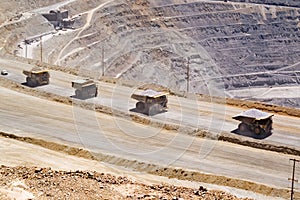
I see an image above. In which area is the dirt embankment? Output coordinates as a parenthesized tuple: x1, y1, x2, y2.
(0, 166, 252, 200)
(0, 131, 297, 199)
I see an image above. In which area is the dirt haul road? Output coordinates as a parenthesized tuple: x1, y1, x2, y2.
(1, 57, 300, 152)
(0, 84, 300, 198)
(0, 135, 283, 200)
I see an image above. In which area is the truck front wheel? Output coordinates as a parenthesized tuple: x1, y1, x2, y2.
(148, 104, 160, 116)
(136, 102, 145, 112)
(26, 77, 36, 87)
(254, 127, 262, 135)
(238, 123, 248, 132)
(75, 90, 81, 98)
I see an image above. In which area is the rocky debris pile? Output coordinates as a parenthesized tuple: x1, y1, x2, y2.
(0, 165, 252, 199)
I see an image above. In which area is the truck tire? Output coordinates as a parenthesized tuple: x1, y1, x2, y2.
(82, 90, 88, 99)
(265, 125, 271, 134)
(148, 104, 160, 116)
(238, 123, 248, 132)
(254, 127, 262, 135)
(94, 88, 98, 97)
(136, 102, 145, 112)
(75, 90, 81, 98)
(45, 78, 49, 85)
(27, 77, 35, 87)
(26, 77, 31, 86)
(37, 77, 42, 85)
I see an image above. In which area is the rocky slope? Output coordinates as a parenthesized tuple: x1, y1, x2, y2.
(0, 0, 300, 107)
(51, 0, 300, 91)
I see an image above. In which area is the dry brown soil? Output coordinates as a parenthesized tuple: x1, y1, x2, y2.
(0, 166, 251, 200)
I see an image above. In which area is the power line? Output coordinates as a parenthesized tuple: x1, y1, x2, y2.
(289, 158, 299, 200)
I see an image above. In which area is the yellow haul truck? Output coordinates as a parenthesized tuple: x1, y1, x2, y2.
(23, 68, 50, 87)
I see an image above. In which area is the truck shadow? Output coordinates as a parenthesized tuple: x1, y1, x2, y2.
(231, 129, 272, 140)
(21, 82, 37, 88)
(129, 108, 167, 116)
(70, 95, 92, 100)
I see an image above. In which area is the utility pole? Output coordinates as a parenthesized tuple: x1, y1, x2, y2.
(25, 42, 27, 58)
(289, 158, 299, 200)
(186, 57, 190, 93)
(40, 35, 43, 62)
(102, 45, 105, 76)
(24, 39, 28, 58)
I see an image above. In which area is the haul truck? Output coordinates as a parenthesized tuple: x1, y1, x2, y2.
(72, 79, 98, 99)
(131, 89, 168, 116)
(23, 68, 50, 87)
(233, 109, 273, 135)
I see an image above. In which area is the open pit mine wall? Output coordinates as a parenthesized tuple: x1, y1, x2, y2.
(1, 0, 300, 96)
(109, 0, 300, 91)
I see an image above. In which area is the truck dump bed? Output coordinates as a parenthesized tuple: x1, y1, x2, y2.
(23, 68, 50, 87)
(71, 79, 94, 89)
(23, 68, 49, 76)
(232, 109, 273, 121)
(131, 89, 169, 102)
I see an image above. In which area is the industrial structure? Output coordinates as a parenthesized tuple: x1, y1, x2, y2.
(42, 10, 74, 29)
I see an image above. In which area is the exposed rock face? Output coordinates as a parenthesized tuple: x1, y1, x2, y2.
(49, 0, 300, 94)
(1, 0, 300, 106)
